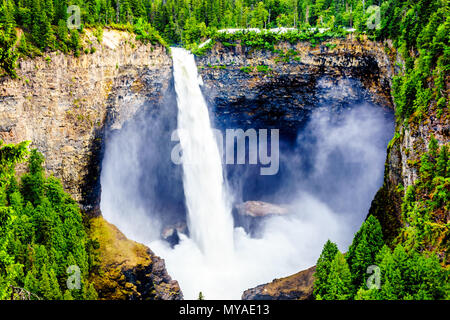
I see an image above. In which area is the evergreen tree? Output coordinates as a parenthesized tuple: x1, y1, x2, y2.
(313, 239, 338, 298)
(0, 142, 97, 300)
(375, 245, 449, 300)
(346, 215, 384, 293)
(322, 251, 352, 300)
(63, 289, 74, 300)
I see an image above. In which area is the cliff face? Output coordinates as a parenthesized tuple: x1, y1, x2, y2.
(0, 29, 172, 214)
(369, 105, 449, 245)
(0, 29, 181, 300)
(196, 36, 394, 135)
(242, 266, 315, 300)
(195, 37, 448, 248)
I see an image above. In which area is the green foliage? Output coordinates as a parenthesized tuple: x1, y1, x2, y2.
(5, 0, 445, 77)
(0, 27, 19, 78)
(133, 18, 168, 48)
(210, 28, 347, 52)
(400, 139, 449, 257)
(0, 142, 97, 300)
(256, 64, 272, 74)
(386, 1, 449, 122)
(321, 252, 352, 300)
(316, 216, 449, 300)
(357, 245, 449, 300)
(240, 66, 253, 73)
(313, 239, 338, 298)
(346, 215, 384, 293)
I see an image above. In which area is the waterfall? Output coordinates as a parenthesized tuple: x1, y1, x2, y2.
(101, 47, 393, 299)
(171, 47, 234, 262)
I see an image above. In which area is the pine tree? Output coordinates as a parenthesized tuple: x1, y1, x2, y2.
(322, 251, 352, 300)
(346, 215, 384, 293)
(0, 142, 97, 300)
(0, 35, 19, 78)
(20, 149, 45, 207)
(63, 289, 74, 300)
(85, 283, 98, 300)
(24, 269, 40, 298)
(2, 0, 17, 36)
(39, 265, 53, 299)
(48, 267, 63, 299)
(43, 0, 54, 24)
(313, 239, 339, 298)
(376, 244, 449, 300)
(57, 19, 68, 42)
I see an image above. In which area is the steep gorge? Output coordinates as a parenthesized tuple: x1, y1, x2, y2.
(1, 31, 445, 299)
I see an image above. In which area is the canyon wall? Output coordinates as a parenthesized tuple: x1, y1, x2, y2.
(196, 36, 394, 135)
(0, 29, 172, 214)
(369, 104, 449, 244)
(196, 36, 448, 245)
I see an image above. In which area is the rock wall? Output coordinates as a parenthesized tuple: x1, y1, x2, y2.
(369, 103, 449, 244)
(0, 29, 172, 214)
(242, 266, 315, 300)
(198, 37, 448, 297)
(89, 217, 182, 300)
(196, 36, 394, 135)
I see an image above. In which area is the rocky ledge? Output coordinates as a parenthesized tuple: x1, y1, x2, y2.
(242, 266, 315, 300)
(89, 216, 182, 300)
(236, 201, 288, 217)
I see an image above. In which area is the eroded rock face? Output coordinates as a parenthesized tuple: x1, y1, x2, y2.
(233, 38, 448, 297)
(236, 201, 288, 217)
(369, 111, 449, 245)
(196, 37, 394, 137)
(0, 30, 172, 214)
(89, 217, 183, 300)
(242, 266, 315, 300)
(3, 32, 446, 300)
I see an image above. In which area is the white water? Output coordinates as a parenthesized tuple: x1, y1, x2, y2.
(171, 47, 234, 262)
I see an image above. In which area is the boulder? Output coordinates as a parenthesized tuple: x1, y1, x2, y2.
(236, 201, 288, 217)
(242, 266, 315, 300)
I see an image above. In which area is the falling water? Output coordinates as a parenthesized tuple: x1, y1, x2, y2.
(171, 47, 234, 262)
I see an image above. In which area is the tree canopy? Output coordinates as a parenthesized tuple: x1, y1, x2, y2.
(0, 141, 98, 300)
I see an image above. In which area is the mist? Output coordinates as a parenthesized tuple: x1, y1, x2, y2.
(100, 78, 394, 299)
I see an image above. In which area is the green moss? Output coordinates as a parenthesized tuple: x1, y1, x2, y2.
(240, 66, 253, 73)
(88, 216, 154, 300)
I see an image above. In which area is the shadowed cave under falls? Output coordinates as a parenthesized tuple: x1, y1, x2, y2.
(100, 49, 395, 299)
